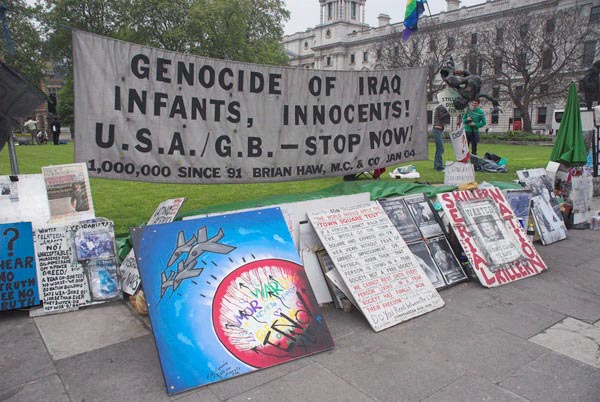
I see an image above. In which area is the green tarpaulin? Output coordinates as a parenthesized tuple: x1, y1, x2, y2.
(550, 83, 587, 167)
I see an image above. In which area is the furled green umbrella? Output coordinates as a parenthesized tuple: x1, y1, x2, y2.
(550, 83, 587, 166)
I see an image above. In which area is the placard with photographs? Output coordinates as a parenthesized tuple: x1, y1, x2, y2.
(378, 195, 467, 288)
(516, 168, 564, 222)
(439, 187, 548, 288)
(530, 195, 568, 245)
(426, 236, 467, 286)
(309, 202, 444, 332)
(378, 196, 422, 244)
(316, 249, 353, 310)
(458, 198, 523, 269)
(503, 190, 533, 227)
(119, 198, 186, 295)
(407, 241, 445, 288)
(42, 163, 95, 224)
(34, 219, 121, 312)
(403, 194, 444, 239)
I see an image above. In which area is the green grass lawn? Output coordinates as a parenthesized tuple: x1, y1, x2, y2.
(1, 141, 552, 235)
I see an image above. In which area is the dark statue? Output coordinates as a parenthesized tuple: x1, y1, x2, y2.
(440, 56, 501, 112)
(579, 60, 600, 110)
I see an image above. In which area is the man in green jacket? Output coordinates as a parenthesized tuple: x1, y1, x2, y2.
(462, 99, 486, 155)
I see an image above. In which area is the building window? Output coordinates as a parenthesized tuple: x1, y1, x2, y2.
(515, 85, 524, 101)
(326, 56, 332, 66)
(469, 54, 478, 74)
(514, 108, 522, 121)
(351, 2, 357, 19)
(520, 23, 528, 38)
(363, 51, 369, 62)
(540, 84, 549, 94)
(376, 48, 382, 60)
(429, 39, 436, 52)
(394, 45, 399, 56)
(350, 53, 355, 64)
(492, 87, 500, 99)
(304, 41, 309, 49)
(491, 110, 499, 124)
(471, 33, 477, 46)
(583, 41, 597, 65)
(328, 3, 333, 20)
(447, 37, 455, 50)
(494, 56, 503, 75)
(537, 107, 547, 124)
(326, 29, 331, 39)
(545, 18, 555, 33)
(518, 52, 527, 70)
(542, 48, 553, 70)
(427, 110, 433, 125)
(496, 28, 504, 43)
(590, 6, 600, 23)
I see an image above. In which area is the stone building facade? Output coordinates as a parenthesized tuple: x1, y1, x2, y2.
(283, 0, 600, 133)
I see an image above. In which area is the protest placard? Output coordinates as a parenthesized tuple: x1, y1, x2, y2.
(309, 202, 444, 332)
(444, 161, 475, 186)
(131, 207, 334, 394)
(0, 222, 40, 311)
(439, 187, 547, 288)
(42, 163, 95, 224)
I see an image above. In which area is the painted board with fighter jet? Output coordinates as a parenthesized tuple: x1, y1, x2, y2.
(160, 227, 235, 298)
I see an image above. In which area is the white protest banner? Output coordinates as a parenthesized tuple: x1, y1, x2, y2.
(73, 31, 427, 184)
(308, 202, 444, 332)
(444, 161, 475, 186)
(119, 198, 186, 295)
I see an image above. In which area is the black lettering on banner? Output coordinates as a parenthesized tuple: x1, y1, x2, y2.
(168, 132, 185, 155)
(128, 89, 147, 114)
(199, 65, 215, 88)
(156, 58, 171, 83)
(135, 128, 152, 152)
(177, 61, 194, 86)
(170, 96, 187, 118)
(215, 136, 231, 157)
(95, 123, 115, 148)
(131, 54, 150, 79)
(219, 68, 234, 90)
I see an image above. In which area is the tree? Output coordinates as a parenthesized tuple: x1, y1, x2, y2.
(116, 0, 194, 52)
(372, 20, 461, 101)
(41, 0, 290, 126)
(477, 7, 600, 132)
(186, 0, 290, 65)
(0, 0, 45, 86)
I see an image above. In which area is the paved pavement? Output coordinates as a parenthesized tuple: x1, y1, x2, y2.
(2, 228, 600, 401)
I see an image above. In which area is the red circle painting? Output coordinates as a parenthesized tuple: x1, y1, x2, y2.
(212, 259, 332, 368)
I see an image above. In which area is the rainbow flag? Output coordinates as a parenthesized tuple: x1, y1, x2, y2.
(402, 0, 427, 41)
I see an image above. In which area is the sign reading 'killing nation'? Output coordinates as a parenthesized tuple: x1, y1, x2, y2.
(73, 31, 427, 184)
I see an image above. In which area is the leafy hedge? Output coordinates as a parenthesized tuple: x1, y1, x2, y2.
(429, 131, 554, 142)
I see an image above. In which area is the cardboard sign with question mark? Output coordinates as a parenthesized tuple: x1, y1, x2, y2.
(0, 222, 40, 311)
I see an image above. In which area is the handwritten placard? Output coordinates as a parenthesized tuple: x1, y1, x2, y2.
(308, 202, 444, 332)
(1, 222, 40, 311)
(444, 161, 475, 186)
(34, 220, 120, 312)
